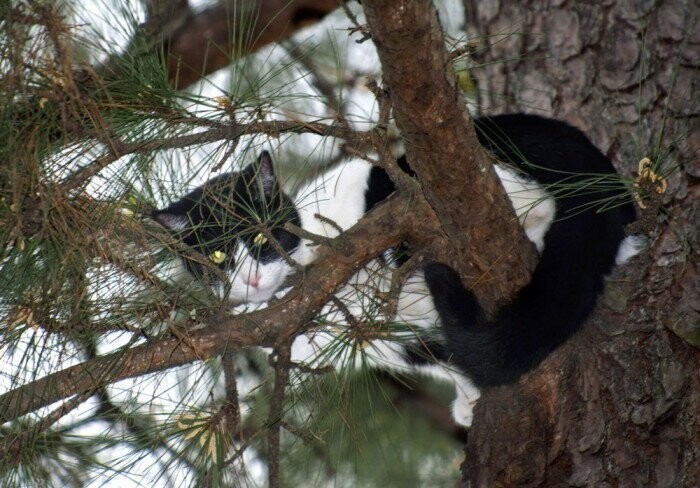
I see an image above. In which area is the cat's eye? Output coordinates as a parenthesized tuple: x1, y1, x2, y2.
(208, 250, 226, 264)
(253, 232, 268, 246)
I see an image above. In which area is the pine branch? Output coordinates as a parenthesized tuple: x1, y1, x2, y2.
(221, 352, 242, 440)
(0, 391, 92, 459)
(60, 120, 373, 192)
(0, 192, 444, 424)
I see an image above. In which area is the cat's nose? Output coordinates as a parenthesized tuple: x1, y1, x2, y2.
(243, 272, 261, 288)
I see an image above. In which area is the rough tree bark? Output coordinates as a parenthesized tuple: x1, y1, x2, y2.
(361, 0, 538, 314)
(458, 0, 699, 485)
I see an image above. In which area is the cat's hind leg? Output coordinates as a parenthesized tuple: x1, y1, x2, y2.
(452, 375, 481, 427)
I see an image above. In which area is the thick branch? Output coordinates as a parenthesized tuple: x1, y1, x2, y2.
(164, 0, 340, 88)
(361, 0, 538, 313)
(0, 193, 443, 423)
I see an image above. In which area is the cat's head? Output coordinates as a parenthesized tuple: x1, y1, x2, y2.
(153, 151, 301, 303)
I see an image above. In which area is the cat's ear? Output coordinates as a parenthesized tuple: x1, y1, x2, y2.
(257, 150, 276, 198)
(152, 210, 189, 231)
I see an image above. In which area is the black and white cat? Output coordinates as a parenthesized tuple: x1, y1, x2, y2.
(153, 114, 641, 426)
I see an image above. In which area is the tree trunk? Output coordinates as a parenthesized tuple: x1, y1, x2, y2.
(459, 0, 699, 485)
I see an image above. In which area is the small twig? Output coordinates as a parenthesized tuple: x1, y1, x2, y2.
(329, 296, 391, 349)
(165, 301, 208, 360)
(211, 136, 240, 173)
(339, 0, 372, 43)
(258, 226, 303, 272)
(284, 41, 351, 131)
(280, 420, 336, 477)
(283, 222, 332, 246)
(279, 419, 315, 444)
(329, 296, 359, 328)
(313, 213, 345, 236)
(222, 422, 268, 467)
(339, 0, 362, 27)
(266, 342, 292, 488)
(362, 78, 420, 195)
(341, 144, 380, 166)
(378, 251, 423, 319)
(365, 77, 391, 129)
(448, 40, 480, 61)
(349, 78, 419, 195)
(0, 391, 92, 459)
(289, 361, 334, 375)
(221, 353, 242, 437)
(343, 143, 416, 195)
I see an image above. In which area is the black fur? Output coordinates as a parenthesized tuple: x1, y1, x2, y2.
(364, 157, 415, 266)
(403, 340, 449, 366)
(424, 113, 636, 388)
(364, 166, 396, 213)
(364, 156, 415, 213)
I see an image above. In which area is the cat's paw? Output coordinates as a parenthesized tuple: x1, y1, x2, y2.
(452, 399, 475, 427)
(452, 377, 481, 427)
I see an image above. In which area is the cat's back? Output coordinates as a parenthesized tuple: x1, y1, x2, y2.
(474, 113, 616, 181)
(294, 159, 373, 239)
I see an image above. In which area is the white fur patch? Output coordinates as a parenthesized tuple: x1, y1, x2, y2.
(292, 161, 373, 265)
(215, 241, 295, 303)
(451, 375, 481, 427)
(615, 235, 645, 265)
(494, 164, 555, 253)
